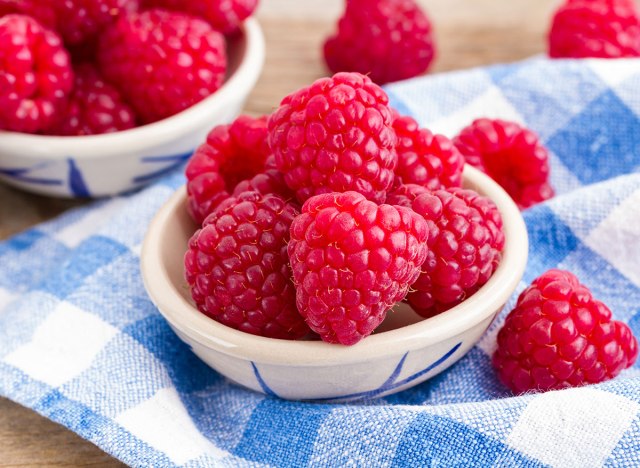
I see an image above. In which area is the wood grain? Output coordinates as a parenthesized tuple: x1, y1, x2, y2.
(0, 0, 554, 465)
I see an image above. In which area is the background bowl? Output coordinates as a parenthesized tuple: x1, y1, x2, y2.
(141, 166, 528, 401)
(0, 18, 265, 198)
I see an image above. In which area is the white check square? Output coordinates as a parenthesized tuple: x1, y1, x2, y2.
(585, 188, 640, 287)
(3, 302, 117, 387)
(116, 387, 226, 465)
(507, 387, 638, 467)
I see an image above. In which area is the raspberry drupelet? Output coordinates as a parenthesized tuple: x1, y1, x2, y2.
(98, 8, 227, 124)
(185, 191, 310, 340)
(268, 72, 398, 205)
(288, 191, 429, 345)
(185, 115, 271, 225)
(232, 155, 295, 202)
(454, 118, 554, 210)
(0, 14, 73, 133)
(324, 0, 435, 85)
(385, 183, 431, 207)
(493, 269, 638, 394)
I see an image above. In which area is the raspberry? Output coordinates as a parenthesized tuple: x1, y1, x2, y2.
(59, 0, 140, 46)
(288, 191, 429, 345)
(47, 64, 136, 136)
(186, 115, 270, 224)
(268, 72, 398, 205)
(0, 1, 57, 30)
(232, 156, 295, 202)
(393, 115, 464, 190)
(0, 0, 140, 45)
(549, 0, 640, 58)
(453, 119, 554, 210)
(493, 269, 638, 394)
(142, 0, 258, 33)
(0, 15, 73, 133)
(402, 188, 505, 318)
(98, 9, 227, 124)
(184, 191, 310, 340)
(324, 0, 435, 85)
(385, 183, 431, 207)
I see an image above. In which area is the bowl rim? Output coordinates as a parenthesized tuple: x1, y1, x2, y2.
(0, 18, 265, 157)
(141, 165, 529, 366)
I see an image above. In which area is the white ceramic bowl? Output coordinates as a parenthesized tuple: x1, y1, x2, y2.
(0, 19, 265, 198)
(141, 166, 528, 401)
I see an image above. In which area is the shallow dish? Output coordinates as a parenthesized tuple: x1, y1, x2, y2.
(0, 19, 265, 198)
(141, 166, 528, 401)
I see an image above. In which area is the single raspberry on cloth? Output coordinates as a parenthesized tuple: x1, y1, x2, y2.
(268, 72, 398, 205)
(493, 269, 638, 394)
(0, 14, 73, 133)
(0, 0, 139, 45)
(288, 191, 429, 345)
(454, 118, 553, 210)
(142, 0, 258, 33)
(399, 188, 505, 318)
(185, 191, 310, 340)
(185, 115, 271, 224)
(393, 115, 464, 190)
(98, 8, 227, 123)
(549, 0, 640, 58)
(47, 64, 136, 136)
(324, 0, 435, 85)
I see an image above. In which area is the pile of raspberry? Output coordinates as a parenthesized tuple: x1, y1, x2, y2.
(0, 0, 257, 135)
(184, 71, 516, 346)
(183, 71, 638, 393)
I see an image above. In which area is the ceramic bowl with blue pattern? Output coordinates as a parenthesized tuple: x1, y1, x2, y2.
(141, 166, 528, 401)
(0, 19, 265, 198)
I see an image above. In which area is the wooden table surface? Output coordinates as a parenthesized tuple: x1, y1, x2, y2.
(0, 0, 555, 465)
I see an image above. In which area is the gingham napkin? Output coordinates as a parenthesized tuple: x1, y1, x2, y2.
(2, 57, 640, 467)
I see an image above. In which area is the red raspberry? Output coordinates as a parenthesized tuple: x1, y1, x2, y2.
(288, 191, 429, 345)
(493, 269, 638, 394)
(184, 191, 310, 340)
(61, 0, 140, 46)
(186, 115, 270, 224)
(549, 0, 640, 58)
(0, 0, 139, 45)
(142, 0, 258, 33)
(324, 0, 435, 85)
(268, 72, 398, 205)
(98, 9, 227, 124)
(403, 188, 505, 318)
(453, 119, 554, 210)
(47, 64, 136, 136)
(385, 183, 431, 207)
(0, 1, 57, 29)
(393, 115, 464, 190)
(0, 15, 73, 133)
(232, 155, 295, 202)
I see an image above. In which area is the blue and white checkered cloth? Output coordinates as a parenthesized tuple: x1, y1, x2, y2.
(2, 56, 640, 467)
